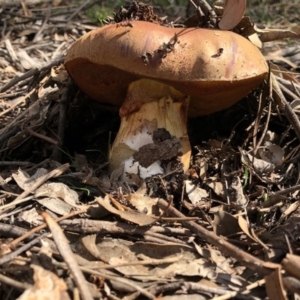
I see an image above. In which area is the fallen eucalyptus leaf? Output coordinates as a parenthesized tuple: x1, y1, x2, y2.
(35, 182, 79, 207)
(12, 168, 48, 190)
(97, 197, 155, 226)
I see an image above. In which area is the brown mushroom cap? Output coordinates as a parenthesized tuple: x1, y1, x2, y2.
(65, 21, 268, 116)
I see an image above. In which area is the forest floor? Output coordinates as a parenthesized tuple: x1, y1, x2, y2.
(0, 1, 300, 299)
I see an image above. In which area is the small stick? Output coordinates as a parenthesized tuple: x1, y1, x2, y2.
(157, 198, 276, 276)
(8, 208, 88, 249)
(25, 127, 58, 145)
(0, 57, 63, 93)
(0, 272, 32, 290)
(41, 212, 94, 300)
(271, 72, 300, 142)
(52, 79, 72, 162)
(0, 232, 48, 265)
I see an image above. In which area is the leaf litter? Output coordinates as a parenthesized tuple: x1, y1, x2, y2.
(0, 0, 300, 299)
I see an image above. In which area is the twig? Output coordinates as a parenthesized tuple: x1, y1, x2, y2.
(53, 79, 74, 162)
(211, 278, 266, 300)
(0, 273, 32, 290)
(67, 0, 90, 22)
(0, 222, 34, 240)
(149, 281, 184, 295)
(0, 57, 64, 93)
(79, 266, 156, 299)
(60, 219, 192, 237)
(25, 127, 59, 145)
(271, 72, 300, 141)
(0, 195, 34, 212)
(8, 208, 88, 249)
(157, 198, 276, 276)
(254, 98, 272, 155)
(0, 232, 48, 265)
(273, 184, 300, 196)
(184, 281, 231, 295)
(4, 38, 24, 72)
(0, 161, 32, 166)
(276, 76, 300, 97)
(41, 212, 94, 300)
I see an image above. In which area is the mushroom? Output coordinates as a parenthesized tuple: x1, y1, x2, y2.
(65, 20, 268, 180)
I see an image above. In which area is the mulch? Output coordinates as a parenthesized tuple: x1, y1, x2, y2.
(1, 1, 300, 299)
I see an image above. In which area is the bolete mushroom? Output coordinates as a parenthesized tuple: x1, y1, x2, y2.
(65, 20, 268, 180)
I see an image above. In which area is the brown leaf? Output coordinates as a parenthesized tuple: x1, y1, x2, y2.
(218, 0, 247, 30)
(264, 263, 287, 300)
(211, 206, 239, 236)
(18, 265, 70, 300)
(254, 25, 299, 43)
(97, 197, 155, 226)
(282, 254, 300, 280)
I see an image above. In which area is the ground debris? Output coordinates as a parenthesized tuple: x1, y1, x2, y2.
(0, 1, 300, 300)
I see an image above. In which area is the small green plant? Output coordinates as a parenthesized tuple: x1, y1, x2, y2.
(86, 4, 113, 23)
(85, 0, 125, 24)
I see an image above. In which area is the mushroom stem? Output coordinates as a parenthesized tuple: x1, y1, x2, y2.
(109, 79, 191, 181)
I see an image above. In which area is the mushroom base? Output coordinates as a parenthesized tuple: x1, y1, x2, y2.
(109, 96, 191, 181)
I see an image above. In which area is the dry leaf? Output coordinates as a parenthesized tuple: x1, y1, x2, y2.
(241, 151, 274, 174)
(264, 263, 287, 300)
(17, 265, 70, 300)
(97, 197, 155, 226)
(282, 254, 300, 280)
(205, 176, 224, 196)
(255, 26, 299, 43)
(218, 0, 247, 30)
(12, 168, 48, 190)
(128, 186, 160, 215)
(258, 143, 284, 166)
(238, 215, 258, 243)
(18, 207, 44, 226)
(211, 206, 239, 236)
(185, 180, 208, 205)
(35, 182, 79, 207)
(231, 177, 247, 208)
(37, 198, 74, 215)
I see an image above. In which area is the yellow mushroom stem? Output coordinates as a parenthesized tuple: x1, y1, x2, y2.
(109, 79, 191, 181)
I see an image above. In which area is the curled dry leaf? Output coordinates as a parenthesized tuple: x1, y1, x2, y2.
(231, 177, 247, 208)
(264, 262, 287, 300)
(17, 48, 39, 69)
(185, 180, 208, 205)
(211, 206, 239, 236)
(254, 25, 299, 43)
(128, 186, 160, 216)
(97, 197, 155, 226)
(241, 151, 274, 175)
(282, 254, 300, 280)
(218, 0, 247, 30)
(238, 215, 258, 243)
